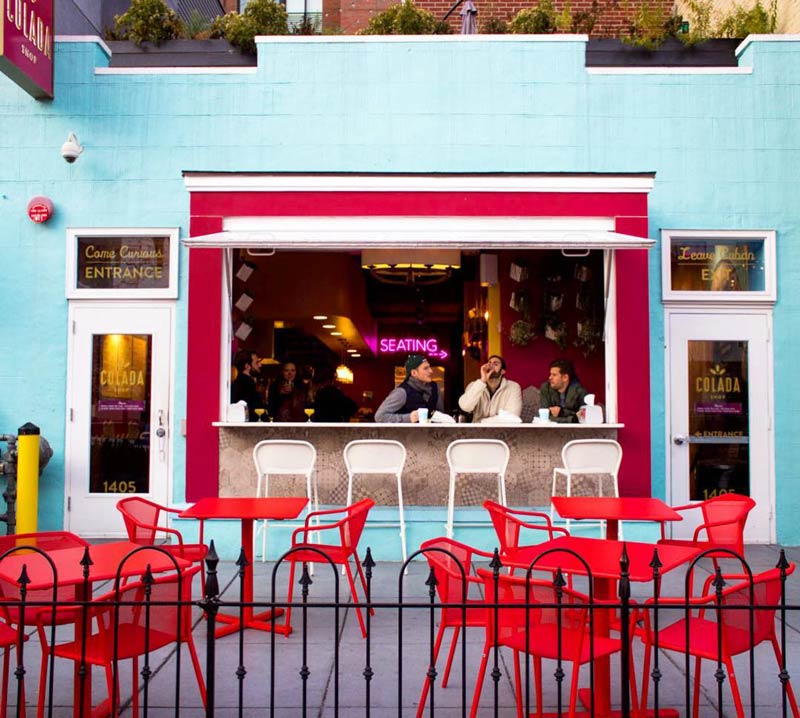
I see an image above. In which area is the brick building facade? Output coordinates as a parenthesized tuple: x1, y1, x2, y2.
(326, 0, 675, 35)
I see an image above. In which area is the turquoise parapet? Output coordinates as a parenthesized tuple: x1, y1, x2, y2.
(1, 35, 798, 541)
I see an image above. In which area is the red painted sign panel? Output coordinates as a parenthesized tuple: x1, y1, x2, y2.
(0, 0, 54, 99)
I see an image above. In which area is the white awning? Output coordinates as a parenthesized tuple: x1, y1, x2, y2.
(182, 216, 655, 250)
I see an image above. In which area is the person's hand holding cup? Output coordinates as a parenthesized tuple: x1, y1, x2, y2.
(417, 408, 429, 424)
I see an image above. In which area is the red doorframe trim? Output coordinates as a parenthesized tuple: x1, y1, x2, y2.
(185, 188, 651, 502)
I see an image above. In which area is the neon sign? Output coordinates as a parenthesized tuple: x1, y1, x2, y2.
(379, 337, 448, 360)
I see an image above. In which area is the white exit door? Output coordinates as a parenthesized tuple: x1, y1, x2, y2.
(65, 303, 173, 536)
(667, 311, 773, 543)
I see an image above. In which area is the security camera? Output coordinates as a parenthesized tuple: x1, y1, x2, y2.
(61, 132, 83, 163)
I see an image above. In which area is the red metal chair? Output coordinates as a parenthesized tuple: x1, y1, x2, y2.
(0, 531, 89, 626)
(117, 497, 208, 591)
(416, 537, 493, 718)
(639, 563, 799, 718)
(0, 607, 23, 718)
(483, 500, 569, 570)
(658, 493, 755, 555)
(35, 564, 206, 718)
(283, 498, 374, 637)
(474, 568, 639, 718)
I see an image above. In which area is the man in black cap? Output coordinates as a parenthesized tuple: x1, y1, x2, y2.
(375, 355, 443, 423)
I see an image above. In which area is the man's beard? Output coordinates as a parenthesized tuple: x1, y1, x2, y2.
(489, 370, 502, 380)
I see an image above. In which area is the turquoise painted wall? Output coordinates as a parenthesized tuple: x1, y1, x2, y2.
(0, 35, 798, 548)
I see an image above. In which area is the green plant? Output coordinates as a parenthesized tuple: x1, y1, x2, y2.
(509, 0, 559, 34)
(113, 0, 183, 45)
(677, 0, 713, 45)
(358, 0, 452, 34)
(183, 9, 212, 39)
(620, 1, 678, 50)
(291, 14, 321, 34)
(717, 0, 777, 37)
(481, 16, 509, 33)
(210, 0, 288, 53)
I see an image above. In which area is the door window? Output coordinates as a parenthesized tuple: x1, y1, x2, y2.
(687, 339, 749, 500)
(90, 334, 152, 494)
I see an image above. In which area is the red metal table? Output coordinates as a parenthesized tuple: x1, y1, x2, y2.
(179, 496, 309, 637)
(0, 540, 189, 718)
(511, 535, 700, 718)
(551, 496, 683, 541)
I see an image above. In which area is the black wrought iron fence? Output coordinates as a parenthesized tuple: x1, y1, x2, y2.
(0, 542, 796, 718)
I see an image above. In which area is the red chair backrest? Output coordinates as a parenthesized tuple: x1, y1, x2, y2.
(700, 494, 755, 553)
(0, 532, 90, 625)
(483, 501, 520, 554)
(0, 531, 88, 554)
(718, 562, 795, 656)
(340, 499, 375, 553)
(117, 497, 163, 545)
(420, 537, 482, 604)
(478, 569, 588, 660)
(95, 565, 200, 659)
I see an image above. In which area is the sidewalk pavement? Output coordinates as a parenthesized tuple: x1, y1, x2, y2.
(11, 543, 800, 717)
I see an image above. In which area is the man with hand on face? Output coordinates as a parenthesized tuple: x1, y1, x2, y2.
(539, 358, 588, 423)
(458, 355, 522, 423)
(375, 355, 444, 423)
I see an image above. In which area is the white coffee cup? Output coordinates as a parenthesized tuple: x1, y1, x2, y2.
(417, 408, 429, 424)
(538, 408, 550, 422)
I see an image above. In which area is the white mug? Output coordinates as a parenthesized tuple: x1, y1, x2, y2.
(538, 408, 550, 422)
(417, 408, 429, 424)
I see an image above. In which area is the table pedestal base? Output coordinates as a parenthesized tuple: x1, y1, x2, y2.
(522, 688, 680, 718)
(214, 608, 292, 638)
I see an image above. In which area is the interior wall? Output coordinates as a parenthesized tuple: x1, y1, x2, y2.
(498, 250, 607, 403)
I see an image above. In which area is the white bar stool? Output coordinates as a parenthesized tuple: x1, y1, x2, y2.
(551, 439, 622, 538)
(344, 439, 408, 563)
(252, 439, 318, 562)
(445, 439, 510, 539)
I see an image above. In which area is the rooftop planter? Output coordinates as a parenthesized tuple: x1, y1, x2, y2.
(586, 37, 740, 67)
(106, 39, 255, 67)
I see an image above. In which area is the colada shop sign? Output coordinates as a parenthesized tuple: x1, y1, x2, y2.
(0, 0, 53, 99)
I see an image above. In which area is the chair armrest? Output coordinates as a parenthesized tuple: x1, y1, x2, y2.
(507, 508, 556, 523)
(514, 519, 569, 538)
(692, 518, 742, 544)
(670, 503, 700, 514)
(291, 518, 346, 544)
(132, 521, 186, 549)
(700, 572, 750, 596)
(302, 506, 347, 525)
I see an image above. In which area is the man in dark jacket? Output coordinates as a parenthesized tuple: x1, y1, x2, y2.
(375, 355, 443, 423)
(539, 358, 588, 423)
(230, 349, 265, 420)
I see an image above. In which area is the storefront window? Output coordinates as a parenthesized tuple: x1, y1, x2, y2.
(223, 248, 609, 423)
(661, 230, 776, 303)
(89, 334, 152, 494)
(687, 339, 750, 500)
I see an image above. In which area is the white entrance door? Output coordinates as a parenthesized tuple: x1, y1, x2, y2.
(667, 311, 773, 543)
(65, 303, 173, 536)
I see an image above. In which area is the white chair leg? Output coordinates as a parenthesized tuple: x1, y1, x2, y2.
(446, 470, 457, 539)
(305, 473, 316, 576)
(550, 469, 560, 527)
(397, 471, 408, 573)
(565, 471, 572, 534)
(343, 472, 356, 576)
(498, 473, 507, 506)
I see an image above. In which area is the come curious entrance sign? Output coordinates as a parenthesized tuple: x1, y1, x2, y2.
(0, 0, 54, 99)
